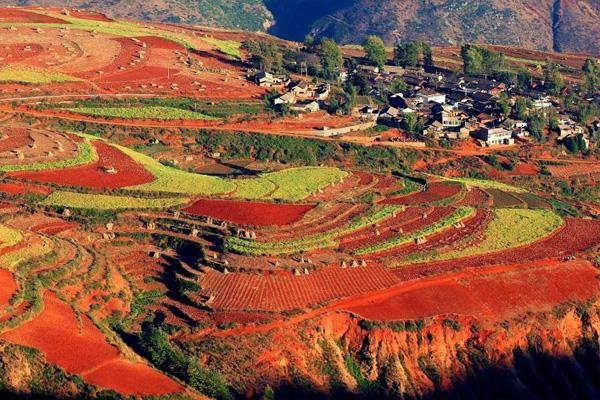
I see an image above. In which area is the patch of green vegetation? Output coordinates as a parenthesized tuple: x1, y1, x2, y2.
(138, 323, 233, 400)
(201, 36, 241, 58)
(0, 69, 78, 84)
(66, 106, 218, 121)
(226, 205, 402, 255)
(353, 207, 475, 256)
(0, 141, 96, 172)
(403, 209, 563, 264)
(445, 177, 527, 193)
(41, 191, 189, 210)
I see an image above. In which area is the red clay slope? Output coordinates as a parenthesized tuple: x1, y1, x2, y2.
(1, 291, 183, 395)
(184, 199, 315, 226)
(347, 259, 600, 322)
(10, 142, 155, 189)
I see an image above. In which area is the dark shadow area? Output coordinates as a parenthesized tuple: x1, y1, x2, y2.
(267, 337, 600, 400)
(265, 0, 360, 41)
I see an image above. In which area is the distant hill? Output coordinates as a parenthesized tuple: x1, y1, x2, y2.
(2, 0, 598, 54)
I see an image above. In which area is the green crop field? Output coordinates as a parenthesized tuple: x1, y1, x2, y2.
(0, 225, 24, 250)
(0, 142, 97, 172)
(260, 167, 349, 201)
(230, 178, 277, 199)
(41, 191, 189, 210)
(400, 208, 563, 264)
(353, 207, 475, 256)
(66, 106, 218, 121)
(227, 205, 403, 255)
(0, 69, 77, 84)
(201, 36, 241, 58)
(445, 177, 527, 193)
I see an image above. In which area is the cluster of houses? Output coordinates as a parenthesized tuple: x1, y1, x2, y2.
(251, 65, 593, 149)
(254, 72, 331, 113)
(356, 66, 591, 148)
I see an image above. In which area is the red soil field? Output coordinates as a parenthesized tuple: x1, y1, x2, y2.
(82, 359, 182, 395)
(184, 199, 314, 226)
(258, 203, 369, 242)
(10, 141, 155, 189)
(393, 217, 600, 281)
(98, 66, 175, 83)
(31, 220, 80, 235)
(338, 206, 432, 252)
(381, 182, 463, 205)
(0, 182, 51, 195)
(457, 187, 492, 207)
(200, 264, 399, 311)
(0, 269, 16, 306)
(137, 36, 185, 51)
(347, 260, 599, 322)
(1, 291, 183, 395)
(69, 10, 113, 22)
(355, 207, 456, 256)
(0, 9, 69, 23)
(378, 209, 493, 259)
(0, 43, 43, 63)
(0, 128, 33, 152)
(548, 163, 600, 178)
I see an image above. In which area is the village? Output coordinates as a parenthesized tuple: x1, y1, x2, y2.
(251, 40, 598, 152)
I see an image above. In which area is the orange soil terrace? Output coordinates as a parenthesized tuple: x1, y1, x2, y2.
(0, 290, 184, 395)
(184, 199, 315, 226)
(10, 141, 155, 189)
(0, 8, 69, 24)
(346, 259, 600, 322)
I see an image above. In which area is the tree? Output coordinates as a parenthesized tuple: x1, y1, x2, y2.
(328, 85, 356, 115)
(390, 78, 408, 94)
(461, 44, 483, 76)
(583, 58, 599, 96)
(242, 40, 283, 73)
(461, 44, 504, 77)
(363, 35, 387, 68)
(421, 43, 434, 68)
(402, 112, 418, 133)
(394, 42, 418, 67)
(543, 60, 564, 96)
(515, 97, 528, 120)
(497, 93, 511, 118)
(320, 38, 343, 80)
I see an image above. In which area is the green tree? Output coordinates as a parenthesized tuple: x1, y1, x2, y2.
(543, 60, 564, 95)
(390, 78, 408, 93)
(515, 97, 529, 120)
(497, 93, 511, 118)
(363, 35, 387, 68)
(583, 58, 600, 96)
(461, 44, 484, 76)
(328, 85, 356, 115)
(402, 112, 419, 133)
(421, 43, 434, 67)
(242, 40, 283, 73)
(394, 42, 418, 67)
(320, 38, 344, 80)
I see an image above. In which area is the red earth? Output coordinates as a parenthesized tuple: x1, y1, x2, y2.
(0, 269, 16, 306)
(393, 217, 600, 281)
(0, 9, 69, 23)
(1, 291, 183, 395)
(0, 182, 51, 195)
(346, 260, 599, 322)
(10, 141, 155, 189)
(381, 182, 463, 205)
(184, 199, 315, 226)
(68, 10, 113, 22)
(137, 36, 185, 51)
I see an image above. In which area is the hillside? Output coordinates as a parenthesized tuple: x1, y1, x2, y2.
(0, 0, 598, 53)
